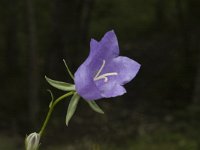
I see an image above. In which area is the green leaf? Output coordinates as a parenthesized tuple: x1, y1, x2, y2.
(87, 101, 104, 114)
(66, 92, 80, 126)
(45, 76, 75, 91)
(47, 89, 54, 108)
(63, 59, 74, 80)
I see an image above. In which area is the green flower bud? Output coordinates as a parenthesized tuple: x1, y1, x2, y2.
(25, 132, 40, 150)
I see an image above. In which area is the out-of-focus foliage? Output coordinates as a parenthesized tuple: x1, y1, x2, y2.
(0, 0, 200, 149)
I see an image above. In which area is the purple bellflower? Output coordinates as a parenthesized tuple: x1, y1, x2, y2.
(74, 30, 140, 100)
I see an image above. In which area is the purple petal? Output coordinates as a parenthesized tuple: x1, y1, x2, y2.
(97, 81, 126, 98)
(74, 30, 121, 100)
(74, 63, 102, 100)
(105, 56, 141, 85)
(93, 56, 140, 98)
(88, 30, 119, 64)
(88, 30, 120, 78)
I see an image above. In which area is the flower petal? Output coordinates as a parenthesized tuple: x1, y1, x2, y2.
(89, 30, 119, 63)
(98, 81, 126, 98)
(93, 56, 140, 98)
(100, 56, 141, 85)
(75, 30, 121, 100)
(74, 64, 102, 100)
(88, 30, 120, 78)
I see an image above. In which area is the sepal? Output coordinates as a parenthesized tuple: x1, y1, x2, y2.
(87, 101, 104, 114)
(65, 92, 80, 126)
(63, 59, 74, 80)
(45, 76, 75, 91)
(47, 89, 54, 108)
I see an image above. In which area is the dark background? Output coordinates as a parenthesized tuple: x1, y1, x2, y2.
(0, 0, 200, 149)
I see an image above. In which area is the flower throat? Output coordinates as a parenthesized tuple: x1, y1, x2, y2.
(94, 60, 118, 82)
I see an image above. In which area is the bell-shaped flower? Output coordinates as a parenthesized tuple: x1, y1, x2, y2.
(74, 30, 140, 100)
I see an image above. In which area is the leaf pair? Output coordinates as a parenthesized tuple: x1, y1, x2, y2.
(65, 93, 104, 125)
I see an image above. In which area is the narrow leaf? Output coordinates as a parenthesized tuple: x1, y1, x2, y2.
(87, 101, 104, 114)
(45, 76, 75, 91)
(66, 92, 80, 126)
(47, 89, 54, 108)
(49, 100, 53, 108)
(63, 59, 74, 80)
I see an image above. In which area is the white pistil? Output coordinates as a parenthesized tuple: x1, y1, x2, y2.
(94, 60, 118, 82)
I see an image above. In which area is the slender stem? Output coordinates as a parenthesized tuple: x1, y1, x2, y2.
(39, 91, 74, 137)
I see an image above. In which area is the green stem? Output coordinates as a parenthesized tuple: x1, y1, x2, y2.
(39, 91, 74, 137)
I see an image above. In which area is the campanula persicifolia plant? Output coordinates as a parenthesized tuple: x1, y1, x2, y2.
(25, 30, 140, 149)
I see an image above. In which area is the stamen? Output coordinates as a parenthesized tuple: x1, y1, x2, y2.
(94, 60, 118, 82)
(94, 60, 106, 79)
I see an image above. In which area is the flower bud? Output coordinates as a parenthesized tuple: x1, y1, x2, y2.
(25, 132, 40, 150)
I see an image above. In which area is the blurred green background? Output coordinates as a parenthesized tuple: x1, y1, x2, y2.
(0, 0, 200, 149)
